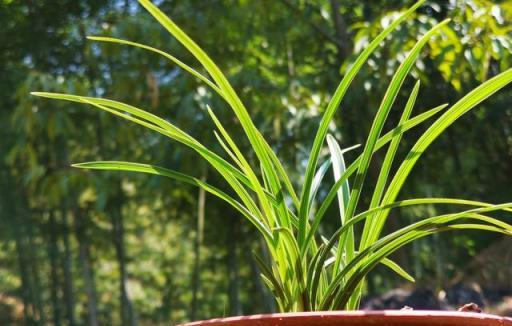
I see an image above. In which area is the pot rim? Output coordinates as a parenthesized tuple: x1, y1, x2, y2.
(179, 310, 512, 326)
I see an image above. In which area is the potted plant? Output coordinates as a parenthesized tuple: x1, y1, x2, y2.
(32, 0, 512, 325)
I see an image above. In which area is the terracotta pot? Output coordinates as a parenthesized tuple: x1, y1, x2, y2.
(179, 310, 512, 326)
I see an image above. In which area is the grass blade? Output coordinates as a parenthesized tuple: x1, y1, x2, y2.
(308, 159, 332, 210)
(306, 104, 447, 252)
(360, 80, 420, 257)
(30, 92, 272, 225)
(381, 257, 415, 283)
(343, 20, 450, 241)
(326, 136, 359, 269)
(372, 68, 512, 245)
(137, 0, 286, 228)
(86, 36, 223, 96)
(320, 203, 512, 308)
(298, 0, 427, 246)
(334, 222, 511, 309)
(73, 161, 272, 238)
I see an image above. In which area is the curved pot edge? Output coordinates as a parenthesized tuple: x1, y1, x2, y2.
(179, 310, 512, 326)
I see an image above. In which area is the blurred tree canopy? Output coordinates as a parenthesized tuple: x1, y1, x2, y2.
(0, 0, 511, 325)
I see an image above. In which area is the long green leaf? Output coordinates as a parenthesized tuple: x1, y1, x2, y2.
(343, 20, 450, 248)
(350, 81, 421, 306)
(73, 161, 272, 238)
(137, 0, 285, 231)
(360, 81, 420, 249)
(320, 203, 512, 308)
(321, 252, 415, 283)
(30, 92, 269, 225)
(326, 136, 359, 269)
(326, 138, 359, 225)
(87, 36, 223, 96)
(381, 257, 415, 283)
(334, 222, 511, 309)
(371, 68, 512, 246)
(207, 105, 292, 228)
(308, 159, 332, 211)
(262, 140, 300, 210)
(305, 104, 448, 251)
(253, 252, 288, 310)
(309, 200, 512, 305)
(298, 0, 427, 246)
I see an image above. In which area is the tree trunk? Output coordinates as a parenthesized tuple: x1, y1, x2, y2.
(227, 218, 241, 316)
(26, 214, 46, 325)
(190, 172, 206, 321)
(12, 212, 35, 324)
(6, 184, 38, 324)
(73, 207, 99, 326)
(329, 0, 351, 61)
(447, 129, 463, 177)
(158, 270, 174, 324)
(53, 136, 76, 326)
(48, 210, 62, 326)
(111, 183, 136, 326)
(60, 206, 76, 326)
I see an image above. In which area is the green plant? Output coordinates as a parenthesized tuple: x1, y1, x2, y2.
(32, 0, 512, 313)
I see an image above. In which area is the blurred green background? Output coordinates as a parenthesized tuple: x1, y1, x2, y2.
(0, 0, 511, 325)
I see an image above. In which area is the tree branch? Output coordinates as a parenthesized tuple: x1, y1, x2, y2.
(329, 0, 351, 61)
(278, 0, 341, 48)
